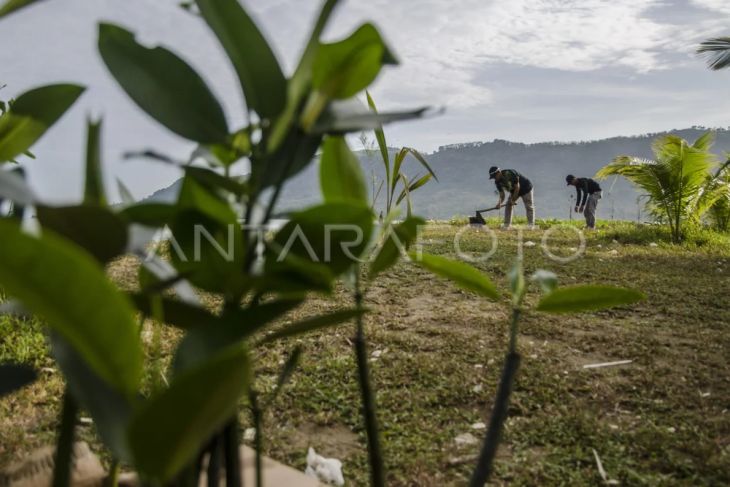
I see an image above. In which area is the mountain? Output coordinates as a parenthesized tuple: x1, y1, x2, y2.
(143, 127, 730, 221)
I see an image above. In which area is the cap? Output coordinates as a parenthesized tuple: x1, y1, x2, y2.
(566, 174, 576, 185)
(488, 166, 500, 179)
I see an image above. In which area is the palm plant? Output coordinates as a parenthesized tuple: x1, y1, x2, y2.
(366, 91, 437, 216)
(698, 37, 730, 70)
(596, 132, 729, 243)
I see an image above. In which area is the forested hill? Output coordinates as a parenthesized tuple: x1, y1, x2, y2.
(145, 127, 730, 221)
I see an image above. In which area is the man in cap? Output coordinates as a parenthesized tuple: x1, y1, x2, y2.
(488, 166, 535, 229)
(566, 174, 602, 229)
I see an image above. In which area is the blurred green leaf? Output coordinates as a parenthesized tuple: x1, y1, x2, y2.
(370, 216, 424, 277)
(0, 220, 142, 396)
(0, 84, 84, 162)
(269, 346, 302, 403)
(196, 0, 286, 119)
(116, 178, 135, 205)
(0, 0, 44, 18)
(0, 363, 36, 398)
(311, 98, 429, 134)
(129, 344, 251, 482)
(508, 260, 525, 307)
(268, 203, 374, 276)
(313, 23, 397, 100)
(186, 166, 247, 197)
(98, 23, 228, 144)
(366, 91, 390, 181)
(169, 209, 246, 296)
(174, 299, 302, 372)
(259, 308, 365, 344)
(257, 131, 322, 189)
(36, 205, 128, 264)
(320, 136, 367, 205)
(83, 119, 107, 206)
(409, 252, 499, 300)
(536, 285, 646, 313)
(50, 333, 133, 461)
(260, 248, 335, 295)
(267, 0, 340, 152)
(120, 202, 177, 228)
(129, 294, 218, 330)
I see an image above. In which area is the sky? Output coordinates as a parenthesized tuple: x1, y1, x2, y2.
(1, 0, 729, 203)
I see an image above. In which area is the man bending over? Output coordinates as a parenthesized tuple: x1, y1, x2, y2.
(566, 174, 602, 229)
(489, 166, 535, 229)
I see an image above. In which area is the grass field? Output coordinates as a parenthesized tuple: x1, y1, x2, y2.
(2, 220, 730, 485)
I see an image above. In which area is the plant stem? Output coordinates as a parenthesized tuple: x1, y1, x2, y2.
(468, 352, 521, 487)
(508, 308, 521, 354)
(103, 460, 120, 487)
(52, 390, 77, 487)
(223, 419, 242, 487)
(249, 392, 264, 487)
(208, 436, 222, 487)
(353, 272, 385, 487)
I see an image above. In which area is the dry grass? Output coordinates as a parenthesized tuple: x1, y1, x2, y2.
(2, 222, 730, 485)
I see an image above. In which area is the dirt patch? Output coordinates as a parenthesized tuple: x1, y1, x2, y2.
(286, 423, 361, 460)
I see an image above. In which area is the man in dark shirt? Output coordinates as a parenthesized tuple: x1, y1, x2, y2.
(566, 174, 602, 229)
(489, 166, 535, 229)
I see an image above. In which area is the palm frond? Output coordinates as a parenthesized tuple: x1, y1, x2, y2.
(698, 37, 730, 71)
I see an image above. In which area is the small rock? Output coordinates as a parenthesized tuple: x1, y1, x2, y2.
(454, 432, 478, 446)
(472, 384, 483, 393)
(596, 244, 603, 248)
(700, 391, 711, 398)
(529, 354, 538, 359)
(612, 239, 619, 244)
(609, 249, 619, 256)
(609, 424, 619, 430)
(473, 364, 483, 369)
(667, 427, 676, 433)
(371, 350, 382, 359)
(244, 427, 256, 442)
(471, 422, 487, 430)
(305, 447, 344, 486)
(568, 247, 578, 252)
(523, 241, 536, 247)
(649, 242, 658, 247)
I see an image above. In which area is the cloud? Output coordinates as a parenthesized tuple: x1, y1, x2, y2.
(249, 0, 728, 111)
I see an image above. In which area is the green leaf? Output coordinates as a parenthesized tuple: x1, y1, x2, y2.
(196, 0, 286, 119)
(129, 345, 251, 482)
(116, 178, 135, 205)
(0, 220, 142, 396)
(0, 363, 36, 398)
(129, 294, 218, 330)
(50, 333, 133, 461)
(370, 216, 424, 277)
(0, 84, 84, 162)
(313, 23, 397, 100)
(120, 202, 177, 228)
(269, 346, 302, 403)
(311, 98, 429, 134)
(169, 209, 246, 296)
(320, 136, 367, 205)
(98, 23, 228, 144)
(366, 91, 390, 181)
(530, 270, 558, 294)
(258, 308, 365, 344)
(267, 0, 341, 152)
(83, 118, 107, 206)
(508, 260, 525, 308)
(174, 299, 302, 372)
(409, 252, 499, 300)
(185, 166, 247, 198)
(536, 285, 646, 314)
(258, 131, 322, 189)
(268, 203, 374, 276)
(36, 205, 128, 264)
(0, 0, 44, 18)
(0, 167, 35, 205)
